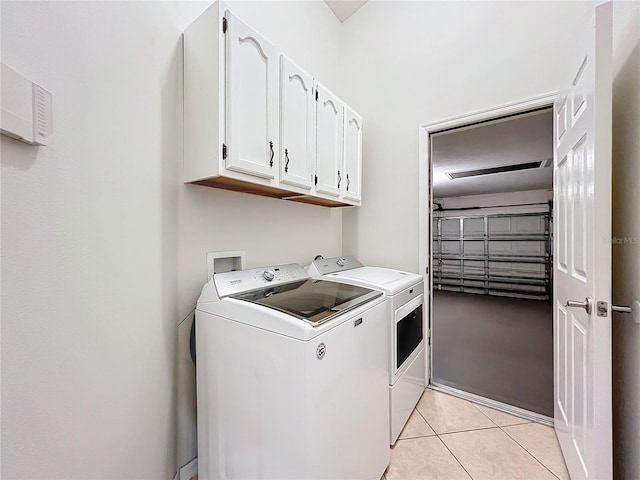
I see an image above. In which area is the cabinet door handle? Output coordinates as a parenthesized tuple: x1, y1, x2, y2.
(285, 149, 290, 173)
(337, 170, 341, 188)
(346, 173, 350, 191)
(269, 141, 274, 167)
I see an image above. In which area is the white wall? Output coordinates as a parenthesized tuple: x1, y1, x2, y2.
(611, 2, 640, 478)
(339, 1, 596, 272)
(1, 1, 344, 478)
(0, 2, 203, 478)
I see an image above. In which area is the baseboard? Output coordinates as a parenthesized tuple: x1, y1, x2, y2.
(179, 457, 198, 480)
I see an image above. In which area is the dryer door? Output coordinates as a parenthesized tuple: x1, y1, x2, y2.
(394, 295, 424, 379)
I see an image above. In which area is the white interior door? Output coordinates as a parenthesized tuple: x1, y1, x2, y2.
(226, 10, 278, 179)
(554, 3, 612, 479)
(279, 55, 315, 190)
(315, 83, 343, 197)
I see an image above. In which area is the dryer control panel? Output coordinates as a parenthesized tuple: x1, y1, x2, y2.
(308, 256, 364, 276)
(213, 263, 310, 298)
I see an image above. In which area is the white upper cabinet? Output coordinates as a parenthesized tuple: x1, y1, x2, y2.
(279, 56, 315, 191)
(183, 1, 225, 184)
(315, 83, 344, 198)
(183, 2, 363, 207)
(342, 106, 362, 204)
(225, 10, 279, 180)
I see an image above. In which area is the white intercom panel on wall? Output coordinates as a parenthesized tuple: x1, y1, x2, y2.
(1, 62, 53, 146)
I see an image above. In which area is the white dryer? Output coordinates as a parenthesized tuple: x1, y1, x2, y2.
(308, 256, 426, 444)
(196, 263, 390, 480)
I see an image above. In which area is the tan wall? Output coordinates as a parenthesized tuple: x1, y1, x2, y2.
(612, 2, 640, 478)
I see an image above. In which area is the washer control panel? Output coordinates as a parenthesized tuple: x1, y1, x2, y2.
(213, 263, 309, 298)
(262, 269, 275, 281)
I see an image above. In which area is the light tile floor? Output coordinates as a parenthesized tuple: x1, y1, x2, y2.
(384, 389, 569, 480)
(191, 388, 569, 480)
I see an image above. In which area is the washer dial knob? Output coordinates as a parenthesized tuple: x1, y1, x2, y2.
(337, 258, 346, 267)
(262, 269, 276, 281)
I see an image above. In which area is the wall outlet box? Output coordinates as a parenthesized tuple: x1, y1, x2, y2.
(1, 62, 53, 146)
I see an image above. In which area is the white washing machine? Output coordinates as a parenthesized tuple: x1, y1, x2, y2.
(196, 263, 390, 480)
(308, 256, 426, 444)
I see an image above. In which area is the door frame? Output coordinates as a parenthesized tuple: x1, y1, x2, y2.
(417, 92, 557, 397)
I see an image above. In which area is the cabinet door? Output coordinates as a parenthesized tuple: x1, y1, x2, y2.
(225, 10, 279, 179)
(315, 83, 343, 197)
(342, 106, 362, 204)
(280, 56, 315, 190)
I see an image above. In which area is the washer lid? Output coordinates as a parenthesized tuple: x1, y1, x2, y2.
(328, 267, 421, 295)
(231, 279, 382, 327)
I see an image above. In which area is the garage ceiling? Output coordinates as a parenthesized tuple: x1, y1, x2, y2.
(432, 109, 553, 198)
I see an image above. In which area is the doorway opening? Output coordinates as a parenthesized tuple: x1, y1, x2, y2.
(418, 94, 556, 423)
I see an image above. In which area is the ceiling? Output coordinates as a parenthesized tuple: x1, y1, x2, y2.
(431, 109, 553, 198)
(324, 1, 368, 22)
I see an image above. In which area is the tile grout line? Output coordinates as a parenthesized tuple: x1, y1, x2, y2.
(417, 394, 500, 480)
(435, 433, 474, 480)
(436, 425, 504, 436)
(417, 391, 502, 436)
(469, 400, 504, 427)
(414, 404, 438, 434)
(397, 433, 437, 440)
(441, 394, 551, 479)
(469, 399, 536, 429)
(398, 421, 502, 440)
(499, 424, 564, 480)
(412, 391, 562, 479)
(402, 399, 486, 479)
(461, 396, 563, 479)
(396, 405, 436, 442)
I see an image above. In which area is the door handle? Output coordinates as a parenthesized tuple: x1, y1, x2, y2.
(565, 297, 592, 315)
(612, 300, 640, 324)
(612, 305, 632, 314)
